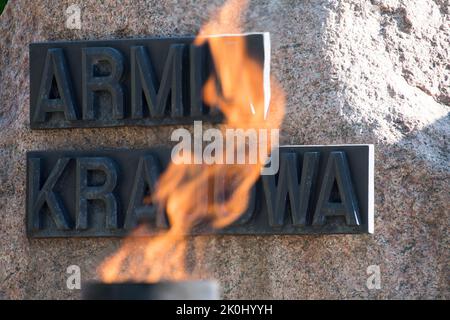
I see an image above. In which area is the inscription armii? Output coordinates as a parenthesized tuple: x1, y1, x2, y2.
(29, 35, 266, 128)
(26, 145, 374, 237)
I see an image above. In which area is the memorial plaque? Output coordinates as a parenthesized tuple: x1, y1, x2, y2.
(29, 34, 267, 129)
(26, 145, 374, 237)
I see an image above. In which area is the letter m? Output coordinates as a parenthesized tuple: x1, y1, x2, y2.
(131, 44, 185, 119)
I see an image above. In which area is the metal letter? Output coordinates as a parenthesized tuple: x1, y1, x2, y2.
(130, 44, 185, 119)
(262, 152, 319, 227)
(124, 155, 166, 229)
(213, 172, 256, 225)
(130, 46, 158, 119)
(189, 44, 206, 117)
(28, 157, 71, 230)
(313, 151, 361, 226)
(76, 157, 118, 230)
(33, 48, 78, 122)
(82, 47, 124, 120)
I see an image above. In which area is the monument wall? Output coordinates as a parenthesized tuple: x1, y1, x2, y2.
(0, 0, 448, 299)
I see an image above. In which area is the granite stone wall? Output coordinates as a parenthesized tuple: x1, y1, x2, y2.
(0, 0, 448, 299)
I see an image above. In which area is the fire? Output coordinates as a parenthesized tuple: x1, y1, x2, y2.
(99, 0, 285, 283)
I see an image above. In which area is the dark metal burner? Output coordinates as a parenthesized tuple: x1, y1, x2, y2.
(82, 281, 220, 300)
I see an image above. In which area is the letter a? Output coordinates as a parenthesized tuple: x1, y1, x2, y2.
(33, 48, 78, 122)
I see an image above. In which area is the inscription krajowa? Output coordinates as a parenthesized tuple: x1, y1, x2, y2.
(26, 145, 374, 237)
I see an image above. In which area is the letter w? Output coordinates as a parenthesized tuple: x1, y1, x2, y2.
(262, 152, 319, 226)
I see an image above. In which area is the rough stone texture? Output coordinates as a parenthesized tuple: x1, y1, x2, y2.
(0, 0, 448, 299)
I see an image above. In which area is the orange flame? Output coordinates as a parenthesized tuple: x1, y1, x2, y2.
(99, 0, 285, 283)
